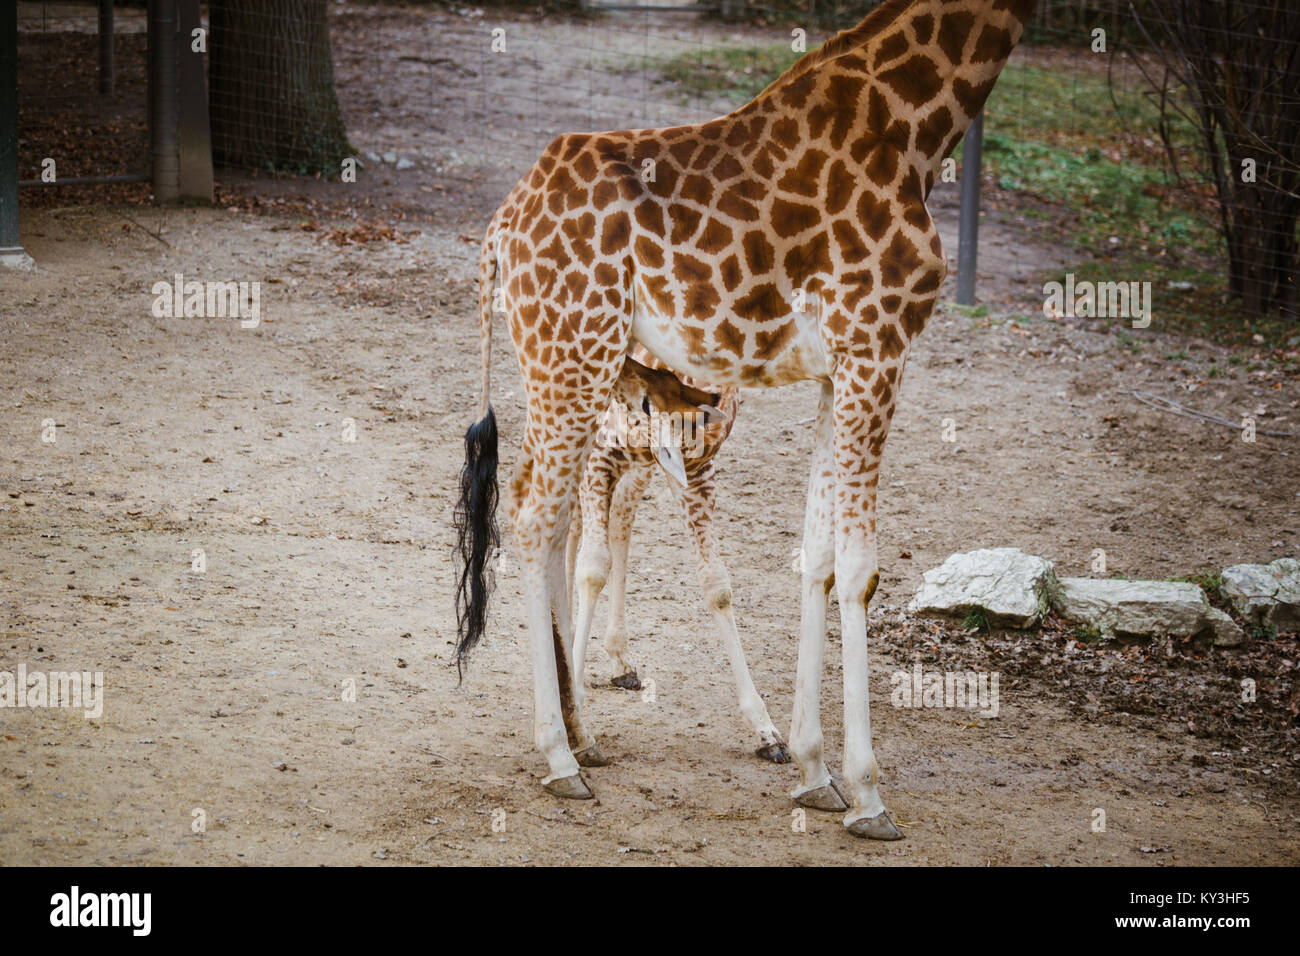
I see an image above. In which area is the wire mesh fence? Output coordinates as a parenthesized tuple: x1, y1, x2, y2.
(439, 0, 1289, 321)
(444, 0, 1295, 317)
(7, 1, 1296, 316)
(16, 1, 151, 206)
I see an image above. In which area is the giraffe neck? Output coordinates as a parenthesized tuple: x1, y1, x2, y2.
(906, 0, 1037, 172)
(757, 0, 1036, 195)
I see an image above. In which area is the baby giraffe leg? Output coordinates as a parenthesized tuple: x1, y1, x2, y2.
(571, 450, 622, 708)
(602, 465, 652, 688)
(674, 460, 789, 763)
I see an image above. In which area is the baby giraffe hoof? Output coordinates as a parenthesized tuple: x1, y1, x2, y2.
(847, 810, 903, 841)
(611, 671, 642, 691)
(543, 773, 593, 800)
(574, 743, 610, 767)
(755, 740, 792, 764)
(794, 781, 849, 812)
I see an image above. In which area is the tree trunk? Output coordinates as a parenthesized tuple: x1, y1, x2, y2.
(209, 0, 350, 174)
(1131, 0, 1300, 320)
(1221, 144, 1300, 318)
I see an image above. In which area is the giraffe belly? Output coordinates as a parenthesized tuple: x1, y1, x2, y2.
(630, 296, 831, 388)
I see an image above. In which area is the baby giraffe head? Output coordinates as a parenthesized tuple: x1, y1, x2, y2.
(611, 357, 730, 487)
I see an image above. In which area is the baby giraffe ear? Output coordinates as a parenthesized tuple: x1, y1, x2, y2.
(696, 403, 730, 425)
(654, 442, 689, 488)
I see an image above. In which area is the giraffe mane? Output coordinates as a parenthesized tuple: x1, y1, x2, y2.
(753, 0, 915, 101)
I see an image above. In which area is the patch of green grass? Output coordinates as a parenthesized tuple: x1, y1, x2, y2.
(978, 134, 1219, 258)
(1175, 569, 1224, 594)
(984, 62, 1199, 153)
(1072, 624, 1104, 644)
(962, 609, 992, 632)
(1116, 328, 1140, 354)
(1038, 262, 1287, 349)
(1165, 349, 1189, 362)
(657, 44, 805, 103)
(954, 303, 990, 318)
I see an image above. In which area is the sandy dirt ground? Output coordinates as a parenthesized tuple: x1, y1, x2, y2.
(1, 3, 1297, 866)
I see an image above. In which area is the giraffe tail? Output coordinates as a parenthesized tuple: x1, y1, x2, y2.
(453, 231, 502, 678)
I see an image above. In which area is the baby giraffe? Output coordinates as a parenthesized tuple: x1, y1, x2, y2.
(565, 353, 791, 763)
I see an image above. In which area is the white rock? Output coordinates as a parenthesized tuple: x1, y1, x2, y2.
(1205, 607, 1247, 647)
(0, 249, 37, 271)
(1220, 558, 1300, 631)
(395, 157, 415, 170)
(907, 548, 1058, 627)
(1053, 578, 1245, 646)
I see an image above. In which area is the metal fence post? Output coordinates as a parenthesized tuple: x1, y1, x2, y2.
(148, 0, 179, 203)
(99, 0, 115, 95)
(0, 0, 31, 268)
(956, 108, 983, 306)
(177, 0, 212, 202)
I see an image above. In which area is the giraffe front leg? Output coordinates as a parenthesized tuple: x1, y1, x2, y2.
(832, 360, 902, 841)
(790, 383, 848, 812)
(569, 453, 621, 763)
(603, 465, 651, 689)
(570, 538, 608, 713)
(675, 461, 789, 763)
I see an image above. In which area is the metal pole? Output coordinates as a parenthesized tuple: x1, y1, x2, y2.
(148, 0, 179, 203)
(177, 0, 212, 202)
(956, 108, 983, 306)
(99, 0, 115, 95)
(0, 0, 30, 266)
(20, 172, 150, 187)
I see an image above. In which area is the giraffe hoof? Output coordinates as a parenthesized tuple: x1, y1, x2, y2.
(574, 743, 609, 767)
(611, 671, 642, 691)
(794, 781, 849, 812)
(846, 810, 903, 841)
(755, 740, 792, 764)
(543, 773, 593, 800)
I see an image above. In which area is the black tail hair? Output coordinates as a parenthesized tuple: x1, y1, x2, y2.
(453, 405, 499, 679)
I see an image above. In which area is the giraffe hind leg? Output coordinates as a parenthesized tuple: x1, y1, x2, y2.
(515, 404, 622, 796)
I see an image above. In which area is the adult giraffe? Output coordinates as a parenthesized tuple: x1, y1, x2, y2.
(455, 0, 1035, 840)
